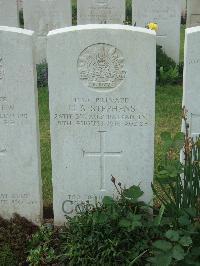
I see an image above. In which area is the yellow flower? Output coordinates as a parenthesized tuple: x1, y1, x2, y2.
(147, 23, 158, 32)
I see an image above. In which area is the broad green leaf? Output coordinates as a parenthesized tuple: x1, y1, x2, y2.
(178, 216, 191, 226)
(153, 240, 173, 251)
(172, 245, 185, 261)
(165, 230, 179, 242)
(149, 253, 172, 266)
(179, 236, 192, 247)
(102, 196, 115, 206)
(123, 185, 144, 201)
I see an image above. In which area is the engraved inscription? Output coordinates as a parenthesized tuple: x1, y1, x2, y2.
(83, 131, 122, 190)
(0, 193, 38, 206)
(78, 44, 126, 90)
(0, 57, 4, 81)
(95, 0, 109, 5)
(54, 97, 150, 128)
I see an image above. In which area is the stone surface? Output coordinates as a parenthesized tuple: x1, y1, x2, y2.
(0, 0, 19, 27)
(182, 27, 200, 138)
(77, 0, 125, 25)
(132, 0, 181, 64)
(48, 25, 156, 225)
(17, 0, 23, 10)
(0, 26, 42, 224)
(187, 0, 200, 28)
(23, 0, 72, 63)
(181, 0, 186, 18)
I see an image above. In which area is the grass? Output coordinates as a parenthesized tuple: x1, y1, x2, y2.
(38, 27, 185, 208)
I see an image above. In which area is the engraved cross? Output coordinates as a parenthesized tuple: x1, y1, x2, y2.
(83, 131, 122, 191)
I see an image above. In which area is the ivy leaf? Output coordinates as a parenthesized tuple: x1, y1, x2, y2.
(148, 253, 172, 266)
(122, 185, 144, 201)
(178, 215, 191, 226)
(172, 244, 185, 261)
(153, 240, 173, 251)
(179, 236, 192, 247)
(165, 230, 180, 242)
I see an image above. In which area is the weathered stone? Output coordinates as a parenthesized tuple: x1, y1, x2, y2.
(48, 25, 156, 225)
(23, 0, 72, 63)
(187, 0, 200, 28)
(133, 0, 181, 63)
(77, 0, 125, 25)
(0, 26, 42, 224)
(182, 27, 200, 139)
(0, 0, 19, 27)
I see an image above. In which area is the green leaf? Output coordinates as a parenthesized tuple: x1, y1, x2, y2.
(172, 245, 185, 261)
(179, 236, 192, 247)
(165, 230, 179, 242)
(122, 185, 144, 201)
(102, 196, 115, 206)
(153, 240, 173, 251)
(148, 253, 172, 266)
(178, 216, 191, 226)
(119, 218, 131, 228)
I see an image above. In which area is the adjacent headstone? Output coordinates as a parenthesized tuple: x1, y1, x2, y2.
(23, 0, 72, 63)
(0, 26, 42, 224)
(77, 0, 126, 25)
(48, 25, 156, 225)
(0, 0, 19, 27)
(187, 0, 200, 28)
(181, 0, 187, 19)
(182, 27, 200, 138)
(17, 0, 23, 11)
(132, 0, 181, 63)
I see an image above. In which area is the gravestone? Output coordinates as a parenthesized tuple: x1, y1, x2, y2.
(23, 0, 72, 63)
(132, 0, 181, 64)
(182, 27, 200, 138)
(77, 0, 126, 25)
(0, 26, 42, 224)
(0, 0, 19, 27)
(48, 25, 156, 225)
(187, 0, 200, 28)
(17, 0, 23, 10)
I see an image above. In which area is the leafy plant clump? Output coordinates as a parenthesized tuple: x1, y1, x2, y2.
(156, 45, 183, 85)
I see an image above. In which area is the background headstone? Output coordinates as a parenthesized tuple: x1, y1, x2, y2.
(0, 26, 42, 224)
(132, 0, 181, 64)
(17, 0, 23, 10)
(23, 0, 72, 63)
(187, 0, 200, 28)
(0, 0, 19, 27)
(77, 0, 126, 25)
(182, 27, 200, 138)
(48, 25, 156, 225)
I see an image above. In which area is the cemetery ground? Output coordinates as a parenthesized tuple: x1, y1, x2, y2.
(1, 26, 200, 265)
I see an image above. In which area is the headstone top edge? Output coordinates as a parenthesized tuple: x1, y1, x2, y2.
(0, 26, 34, 36)
(48, 25, 156, 37)
(186, 26, 200, 35)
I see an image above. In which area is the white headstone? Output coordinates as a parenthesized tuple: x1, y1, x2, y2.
(23, 0, 72, 64)
(181, 0, 186, 18)
(0, 26, 42, 224)
(17, 0, 23, 11)
(77, 0, 126, 25)
(187, 0, 200, 28)
(182, 27, 200, 138)
(48, 25, 156, 225)
(0, 0, 19, 27)
(132, 0, 181, 64)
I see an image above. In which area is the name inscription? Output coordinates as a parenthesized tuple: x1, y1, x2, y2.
(54, 97, 150, 128)
(0, 96, 28, 125)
